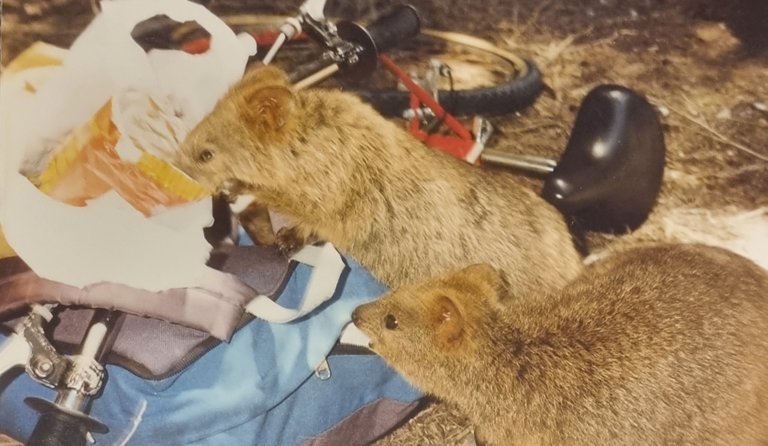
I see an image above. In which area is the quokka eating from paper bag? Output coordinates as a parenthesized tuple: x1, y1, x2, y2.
(175, 65, 583, 293)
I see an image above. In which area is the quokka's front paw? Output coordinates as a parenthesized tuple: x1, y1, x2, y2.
(275, 226, 310, 257)
(238, 202, 277, 246)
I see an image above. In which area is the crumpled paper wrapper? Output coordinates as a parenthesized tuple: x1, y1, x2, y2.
(35, 95, 208, 216)
(0, 0, 257, 290)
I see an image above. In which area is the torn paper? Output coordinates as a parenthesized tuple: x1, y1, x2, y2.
(0, 0, 257, 291)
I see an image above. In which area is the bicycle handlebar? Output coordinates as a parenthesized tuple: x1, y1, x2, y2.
(364, 4, 421, 53)
(292, 4, 422, 87)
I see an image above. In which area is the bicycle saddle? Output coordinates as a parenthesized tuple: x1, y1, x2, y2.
(542, 85, 666, 232)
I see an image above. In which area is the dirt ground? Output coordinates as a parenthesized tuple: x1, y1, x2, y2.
(2, 0, 767, 444)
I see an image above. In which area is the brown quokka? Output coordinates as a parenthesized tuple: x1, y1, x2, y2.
(352, 243, 768, 445)
(174, 65, 582, 292)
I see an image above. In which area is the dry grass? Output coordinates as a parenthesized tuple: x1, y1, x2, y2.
(374, 401, 475, 446)
(0, 434, 21, 446)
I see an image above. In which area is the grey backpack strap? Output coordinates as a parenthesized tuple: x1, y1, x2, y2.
(0, 245, 300, 340)
(0, 260, 252, 340)
(244, 243, 346, 323)
(0, 245, 295, 378)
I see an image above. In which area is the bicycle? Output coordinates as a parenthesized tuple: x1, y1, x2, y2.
(198, 0, 666, 232)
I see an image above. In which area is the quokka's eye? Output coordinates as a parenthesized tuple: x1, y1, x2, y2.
(198, 149, 215, 163)
(384, 314, 398, 330)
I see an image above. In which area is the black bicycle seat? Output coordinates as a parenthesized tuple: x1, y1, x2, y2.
(542, 85, 666, 233)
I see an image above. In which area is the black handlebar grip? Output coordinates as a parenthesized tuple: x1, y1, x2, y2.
(27, 411, 89, 446)
(365, 4, 422, 53)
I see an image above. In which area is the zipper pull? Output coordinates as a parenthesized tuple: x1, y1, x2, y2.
(314, 358, 331, 380)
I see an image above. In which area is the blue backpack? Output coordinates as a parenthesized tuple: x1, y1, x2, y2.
(0, 243, 422, 445)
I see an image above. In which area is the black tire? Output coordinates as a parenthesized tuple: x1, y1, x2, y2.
(351, 59, 543, 117)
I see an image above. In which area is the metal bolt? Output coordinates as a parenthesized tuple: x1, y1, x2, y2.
(31, 357, 54, 378)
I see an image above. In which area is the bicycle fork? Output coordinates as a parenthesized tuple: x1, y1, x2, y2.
(0, 307, 123, 446)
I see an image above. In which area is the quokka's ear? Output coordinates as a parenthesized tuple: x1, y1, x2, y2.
(454, 263, 508, 303)
(429, 294, 466, 349)
(239, 64, 291, 89)
(459, 263, 501, 284)
(230, 65, 296, 139)
(239, 84, 296, 138)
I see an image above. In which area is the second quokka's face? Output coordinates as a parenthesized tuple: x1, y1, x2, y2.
(353, 284, 436, 361)
(352, 264, 505, 386)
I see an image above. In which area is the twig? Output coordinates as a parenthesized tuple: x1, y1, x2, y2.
(652, 99, 768, 163)
(514, 0, 552, 38)
(584, 29, 639, 48)
(507, 122, 564, 134)
(539, 33, 578, 63)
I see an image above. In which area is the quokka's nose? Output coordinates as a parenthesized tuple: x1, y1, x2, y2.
(350, 308, 361, 325)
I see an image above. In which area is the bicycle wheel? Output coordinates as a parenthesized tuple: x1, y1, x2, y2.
(350, 29, 544, 117)
(189, 15, 543, 118)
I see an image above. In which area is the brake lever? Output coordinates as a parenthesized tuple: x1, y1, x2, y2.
(262, 0, 330, 65)
(0, 305, 55, 380)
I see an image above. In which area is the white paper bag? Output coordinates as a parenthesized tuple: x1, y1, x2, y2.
(0, 0, 257, 291)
